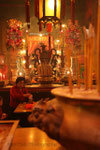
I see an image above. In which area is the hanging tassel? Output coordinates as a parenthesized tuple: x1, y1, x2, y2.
(47, 22, 52, 33)
(25, 0, 30, 29)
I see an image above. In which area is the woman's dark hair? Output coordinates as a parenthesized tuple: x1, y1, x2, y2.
(16, 77, 25, 84)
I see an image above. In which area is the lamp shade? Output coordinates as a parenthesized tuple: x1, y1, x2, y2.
(39, 0, 61, 25)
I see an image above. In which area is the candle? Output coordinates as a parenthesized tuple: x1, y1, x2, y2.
(0, 73, 2, 80)
(83, 26, 88, 90)
(3, 74, 5, 80)
(67, 45, 73, 94)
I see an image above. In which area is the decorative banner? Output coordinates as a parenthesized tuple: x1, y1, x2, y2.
(28, 35, 54, 55)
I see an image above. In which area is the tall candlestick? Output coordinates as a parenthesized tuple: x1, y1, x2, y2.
(67, 46, 73, 94)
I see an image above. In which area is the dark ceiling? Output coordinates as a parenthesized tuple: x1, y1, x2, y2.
(0, 0, 98, 28)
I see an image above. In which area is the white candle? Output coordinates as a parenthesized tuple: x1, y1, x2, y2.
(0, 73, 2, 80)
(3, 74, 5, 80)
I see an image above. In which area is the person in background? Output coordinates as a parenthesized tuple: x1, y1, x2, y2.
(10, 77, 33, 111)
(0, 96, 7, 120)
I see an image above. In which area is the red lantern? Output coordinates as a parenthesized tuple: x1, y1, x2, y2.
(47, 22, 52, 33)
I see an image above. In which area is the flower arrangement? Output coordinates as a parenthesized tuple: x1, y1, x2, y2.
(65, 20, 81, 50)
(6, 19, 23, 49)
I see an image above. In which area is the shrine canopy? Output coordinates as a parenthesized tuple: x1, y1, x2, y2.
(28, 34, 54, 55)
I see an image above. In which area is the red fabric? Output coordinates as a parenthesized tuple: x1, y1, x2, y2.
(28, 35, 54, 55)
(25, 103, 34, 109)
(47, 22, 52, 33)
(10, 85, 28, 109)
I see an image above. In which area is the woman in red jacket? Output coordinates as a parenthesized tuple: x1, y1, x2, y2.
(10, 77, 32, 111)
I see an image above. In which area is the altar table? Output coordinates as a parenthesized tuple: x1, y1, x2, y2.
(10, 127, 65, 150)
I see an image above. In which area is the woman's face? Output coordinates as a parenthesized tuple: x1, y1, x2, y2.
(17, 80, 25, 88)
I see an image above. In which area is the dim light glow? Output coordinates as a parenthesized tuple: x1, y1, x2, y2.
(29, 65, 32, 68)
(57, 59, 61, 64)
(20, 50, 26, 55)
(39, 34, 42, 37)
(26, 30, 28, 33)
(57, 50, 61, 55)
(22, 60, 26, 64)
(67, 71, 70, 75)
(19, 72, 23, 76)
(61, 30, 64, 33)
(62, 24, 67, 28)
(48, 0, 54, 10)
(22, 39, 25, 43)
(56, 40, 60, 43)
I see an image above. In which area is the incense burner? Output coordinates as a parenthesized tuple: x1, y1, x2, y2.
(51, 86, 100, 149)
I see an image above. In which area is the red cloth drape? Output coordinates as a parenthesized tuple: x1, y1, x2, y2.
(28, 35, 54, 55)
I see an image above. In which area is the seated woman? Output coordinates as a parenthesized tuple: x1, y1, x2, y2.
(0, 96, 7, 120)
(10, 77, 33, 112)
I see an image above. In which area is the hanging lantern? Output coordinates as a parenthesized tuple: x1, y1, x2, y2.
(38, 0, 61, 28)
(47, 22, 52, 32)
